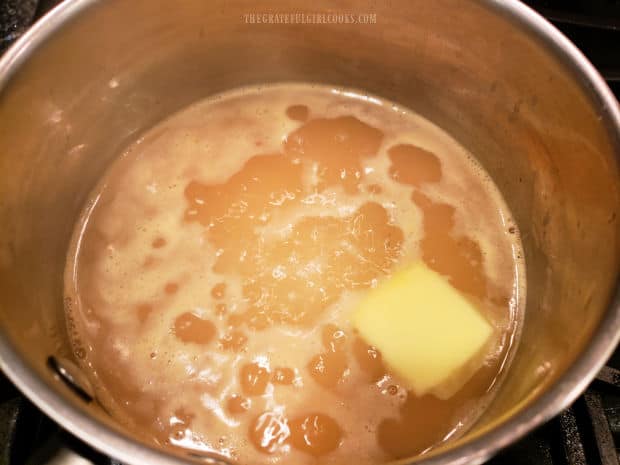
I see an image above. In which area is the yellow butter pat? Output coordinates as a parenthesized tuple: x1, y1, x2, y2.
(352, 262, 492, 396)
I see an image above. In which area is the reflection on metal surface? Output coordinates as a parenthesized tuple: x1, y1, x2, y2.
(46, 357, 93, 404)
(44, 448, 93, 465)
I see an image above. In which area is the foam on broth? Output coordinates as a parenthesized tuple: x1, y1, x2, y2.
(64, 84, 525, 464)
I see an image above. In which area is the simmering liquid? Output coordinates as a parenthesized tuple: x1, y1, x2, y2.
(64, 84, 525, 464)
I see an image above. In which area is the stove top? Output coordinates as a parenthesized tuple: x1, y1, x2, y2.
(0, 1, 618, 464)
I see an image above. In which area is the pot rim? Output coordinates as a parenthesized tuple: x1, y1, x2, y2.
(0, 1, 618, 464)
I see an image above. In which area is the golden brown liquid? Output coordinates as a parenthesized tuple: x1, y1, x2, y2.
(64, 84, 524, 464)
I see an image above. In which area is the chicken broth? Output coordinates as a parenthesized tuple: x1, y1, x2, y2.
(64, 84, 525, 464)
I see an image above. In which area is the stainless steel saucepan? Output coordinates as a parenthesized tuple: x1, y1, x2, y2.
(0, 1, 618, 464)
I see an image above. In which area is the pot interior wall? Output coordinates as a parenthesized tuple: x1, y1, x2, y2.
(0, 0, 618, 461)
